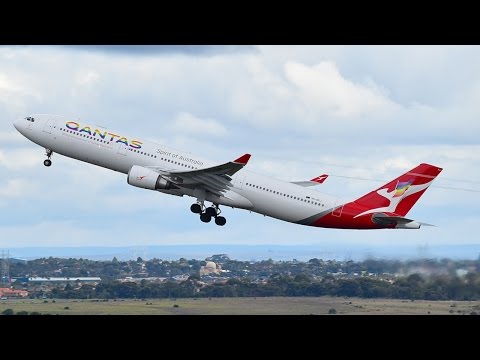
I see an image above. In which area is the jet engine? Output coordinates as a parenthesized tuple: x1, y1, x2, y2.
(127, 165, 175, 190)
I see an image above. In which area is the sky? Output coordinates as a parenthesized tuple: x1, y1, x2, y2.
(0, 45, 479, 259)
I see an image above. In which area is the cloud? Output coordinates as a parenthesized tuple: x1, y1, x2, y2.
(62, 45, 257, 57)
(0, 130, 26, 145)
(0, 178, 32, 198)
(0, 148, 42, 170)
(284, 61, 395, 117)
(224, 57, 401, 135)
(75, 70, 100, 86)
(171, 112, 227, 137)
(0, 178, 39, 209)
(0, 72, 42, 115)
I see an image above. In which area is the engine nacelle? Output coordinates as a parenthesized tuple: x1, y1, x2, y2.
(127, 165, 175, 190)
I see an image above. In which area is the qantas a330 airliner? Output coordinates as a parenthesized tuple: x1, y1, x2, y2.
(14, 114, 442, 229)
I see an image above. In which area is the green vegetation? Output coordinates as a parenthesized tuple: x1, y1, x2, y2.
(10, 256, 480, 281)
(32, 272, 480, 301)
(7, 255, 480, 301)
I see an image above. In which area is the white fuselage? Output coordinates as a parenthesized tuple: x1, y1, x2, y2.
(14, 114, 340, 225)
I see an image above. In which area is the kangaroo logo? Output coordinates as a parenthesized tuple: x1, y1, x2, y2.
(354, 179, 434, 218)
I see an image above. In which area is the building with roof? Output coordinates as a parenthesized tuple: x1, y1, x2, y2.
(0, 288, 28, 298)
(15, 277, 101, 284)
(200, 261, 221, 276)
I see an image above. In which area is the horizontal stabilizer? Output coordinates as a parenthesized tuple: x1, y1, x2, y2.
(371, 213, 433, 229)
(310, 174, 329, 184)
(292, 174, 328, 187)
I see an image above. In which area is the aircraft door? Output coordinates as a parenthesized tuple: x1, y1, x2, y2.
(43, 119, 56, 134)
(236, 175, 246, 189)
(117, 143, 127, 156)
(332, 202, 344, 217)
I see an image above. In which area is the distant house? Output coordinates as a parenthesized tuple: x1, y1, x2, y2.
(0, 288, 28, 298)
(172, 274, 190, 282)
(15, 277, 101, 284)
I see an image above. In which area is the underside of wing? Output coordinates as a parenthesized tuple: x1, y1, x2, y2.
(147, 154, 251, 197)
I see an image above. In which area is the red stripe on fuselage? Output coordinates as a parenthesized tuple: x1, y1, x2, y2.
(310, 202, 390, 229)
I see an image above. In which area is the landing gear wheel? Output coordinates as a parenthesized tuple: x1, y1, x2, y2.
(215, 216, 226, 226)
(44, 149, 53, 167)
(205, 207, 217, 217)
(200, 213, 212, 223)
(190, 203, 202, 214)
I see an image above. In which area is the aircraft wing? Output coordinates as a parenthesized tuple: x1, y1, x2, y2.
(147, 154, 251, 197)
(291, 174, 329, 187)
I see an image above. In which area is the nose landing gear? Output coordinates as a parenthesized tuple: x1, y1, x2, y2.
(44, 149, 53, 167)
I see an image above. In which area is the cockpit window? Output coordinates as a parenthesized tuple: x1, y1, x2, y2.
(25, 117, 35, 122)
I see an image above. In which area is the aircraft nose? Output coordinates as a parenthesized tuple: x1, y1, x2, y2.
(13, 118, 21, 131)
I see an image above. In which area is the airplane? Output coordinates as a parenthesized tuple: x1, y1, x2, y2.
(13, 114, 442, 229)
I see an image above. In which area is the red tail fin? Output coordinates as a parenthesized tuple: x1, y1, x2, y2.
(353, 163, 442, 217)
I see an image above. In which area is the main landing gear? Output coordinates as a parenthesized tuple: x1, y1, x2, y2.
(43, 149, 53, 167)
(190, 202, 226, 226)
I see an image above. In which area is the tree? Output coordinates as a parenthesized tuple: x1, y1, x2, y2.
(188, 273, 200, 281)
(405, 274, 426, 299)
(407, 273, 424, 285)
(2, 309, 14, 315)
(64, 283, 73, 291)
(114, 282, 138, 298)
(294, 273, 311, 283)
(336, 280, 363, 297)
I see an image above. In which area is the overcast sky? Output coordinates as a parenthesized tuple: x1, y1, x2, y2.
(0, 45, 479, 258)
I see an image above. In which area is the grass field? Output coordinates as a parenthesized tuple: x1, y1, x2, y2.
(1, 297, 479, 315)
